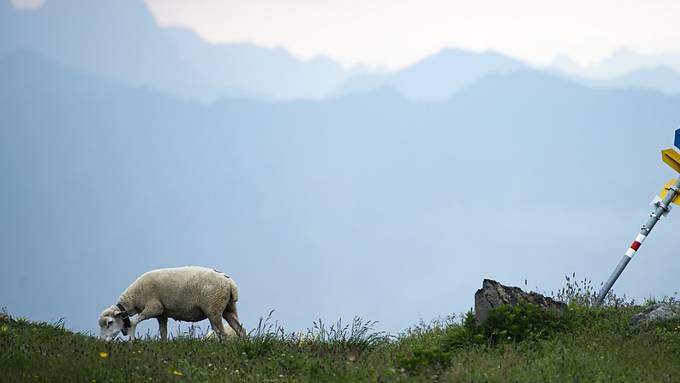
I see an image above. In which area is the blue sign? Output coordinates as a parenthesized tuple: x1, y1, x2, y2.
(676, 128, 680, 150)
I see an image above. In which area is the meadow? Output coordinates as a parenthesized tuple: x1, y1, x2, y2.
(2, 279, 679, 382)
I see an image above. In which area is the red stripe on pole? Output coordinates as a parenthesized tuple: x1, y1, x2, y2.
(631, 241, 642, 251)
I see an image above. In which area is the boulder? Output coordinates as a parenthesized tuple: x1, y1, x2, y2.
(474, 279, 567, 324)
(630, 303, 680, 328)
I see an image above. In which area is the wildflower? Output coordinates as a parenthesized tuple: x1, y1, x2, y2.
(99, 352, 109, 359)
(173, 370, 183, 377)
(0, 325, 8, 332)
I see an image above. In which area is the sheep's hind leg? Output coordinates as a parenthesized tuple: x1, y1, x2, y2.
(224, 301, 246, 337)
(207, 314, 228, 339)
(157, 316, 168, 341)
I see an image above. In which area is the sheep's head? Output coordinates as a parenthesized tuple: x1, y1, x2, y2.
(98, 306, 125, 341)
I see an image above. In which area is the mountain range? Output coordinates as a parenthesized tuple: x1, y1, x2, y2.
(581, 66, 680, 94)
(3, 0, 680, 101)
(2, 45, 680, 335)
(0, 0, 361, 101)
(553, 49, 680, 78)
(3, 0, 680, 338)
(331, 49, 525, 101)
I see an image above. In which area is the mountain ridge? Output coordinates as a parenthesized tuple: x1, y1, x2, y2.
(332, 48, 526, 101)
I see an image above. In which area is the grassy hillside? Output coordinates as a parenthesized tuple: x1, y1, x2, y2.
(2, 289, 680, 382)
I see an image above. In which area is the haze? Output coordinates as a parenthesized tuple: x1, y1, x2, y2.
(1, 0, 679, 337)
(143, 0, 680, 69)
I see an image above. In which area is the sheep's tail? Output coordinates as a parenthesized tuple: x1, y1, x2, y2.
(226, 279, 239, 311)
(213, 269, 238, 308)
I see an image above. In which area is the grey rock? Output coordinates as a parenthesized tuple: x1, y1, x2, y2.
(630, 303, 680, 327)
(474, 279, 567, 325)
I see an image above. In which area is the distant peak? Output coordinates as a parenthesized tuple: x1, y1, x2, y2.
(432, 47, 515, 59)
(414, 47, 522, 69)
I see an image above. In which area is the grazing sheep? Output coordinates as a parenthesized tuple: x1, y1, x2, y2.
(98, 266, 245, 341)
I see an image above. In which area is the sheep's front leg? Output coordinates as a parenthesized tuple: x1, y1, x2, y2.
(157, 316, 168, 341)
(129, 301, 164, 340)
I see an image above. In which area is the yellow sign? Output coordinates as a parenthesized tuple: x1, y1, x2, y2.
(662, 148, 680, 173)
(659, 178, 680, 205)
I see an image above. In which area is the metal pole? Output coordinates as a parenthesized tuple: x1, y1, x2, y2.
(595, 177, 680, 306)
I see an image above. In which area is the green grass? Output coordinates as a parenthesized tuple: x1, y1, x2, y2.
(2, 281, 680, 382)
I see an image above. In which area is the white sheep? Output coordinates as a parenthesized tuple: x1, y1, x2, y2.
(98, 266, 245, 341)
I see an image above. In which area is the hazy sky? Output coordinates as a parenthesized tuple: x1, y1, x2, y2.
(10, 0, 680, 69)
(140, 0, 680, 69)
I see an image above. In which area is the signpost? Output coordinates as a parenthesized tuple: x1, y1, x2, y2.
(595, 131, 680, 306)
(659, 179, 680, 205)
(662, 148, 680, 173)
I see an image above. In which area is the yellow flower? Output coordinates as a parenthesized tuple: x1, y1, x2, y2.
(0, 325, 8, 332)
(173, 370, 183, 377)
(99, 352, 109, 359)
